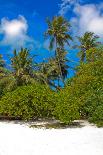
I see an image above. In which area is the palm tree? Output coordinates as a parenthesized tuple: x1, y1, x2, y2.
(0, 54, 16, 96)
(45, 16, 72, 85)
(77, 32, 100, 62)
(45, 16, 72, 51)
(35, 59, 59, 89)
(11, 48, 35, 86)
(35, 50, 69, 89)
(56, 47, 69, 84)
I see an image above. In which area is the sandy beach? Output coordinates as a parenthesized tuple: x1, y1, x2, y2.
(0, 120, 103, 155)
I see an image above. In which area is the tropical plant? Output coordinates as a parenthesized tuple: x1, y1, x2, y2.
(35, 59, 59, 89)
(0, 83, 56, 120)
(0, 54, 6, 78)
(11, 48, 35, 86)
(65, 47, 103, 126)
(76, 32, 100, 62)
(56, 48, 69, 84)
(45, 16, 72, 50)
(0, 54, 13, 96)
(45, 16, 72, 85)
(53, 88, 80, 124)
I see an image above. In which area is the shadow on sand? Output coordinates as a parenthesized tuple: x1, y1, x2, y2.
(0, 117, 88, 129)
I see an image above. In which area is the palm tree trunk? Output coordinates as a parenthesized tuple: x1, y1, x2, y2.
(55, 39, 65, 86)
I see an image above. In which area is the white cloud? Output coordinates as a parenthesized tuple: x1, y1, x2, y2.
(59, 1, 103, 37)
(0, 15, 34, 49)
(59, 0, 79, 15)
(73, 3, 103, 36)
(1, 16, 27, 36)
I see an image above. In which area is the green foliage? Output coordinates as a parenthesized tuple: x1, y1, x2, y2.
(45, 16, 72, 86)
(0, 75, 17, 96)
(45, 16, 72, 49)
(0, 16, 103, 127)
(89, 105, 103, 127)
(35, 58, 59, 88)
(0, 55, 14, 96)
(0, 83, 55, 120)
(53, 88, 80, 124)
(65, 47, 103, 126)
(11, 48, 35, 86)
(0, 54, 6, 79)
(76, 32, 100, 62)
(0, 54, 5, 68)
(0, 81, 80, 124)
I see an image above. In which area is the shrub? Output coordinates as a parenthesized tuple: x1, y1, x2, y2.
(77, 61, 103, 126)
(65, 47, 103, 126)
(89, 105, 103, 127)
(53, 88, 80, 124)
(0, 75, 17, 97)
(0, 82, 80, 124)
(0, 83, 55, 120)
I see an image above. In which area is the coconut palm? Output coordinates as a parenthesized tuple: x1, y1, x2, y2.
(56, 47, 69, 84)
(77, 32, 100, 62)
(45, 16, 72, 51)
(35, 59, 59, 89)
(0, 54, 15, 96)
(45, 16, 72, 85)
(11, 48, 35, 86)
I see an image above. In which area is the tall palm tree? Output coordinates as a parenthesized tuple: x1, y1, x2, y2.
(77, 32, 100, 62)
(45, 16, 72, 85)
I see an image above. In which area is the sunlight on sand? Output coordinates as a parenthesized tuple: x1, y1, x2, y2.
(0, 120, 103, 155)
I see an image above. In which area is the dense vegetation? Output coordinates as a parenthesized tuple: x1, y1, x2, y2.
(65, 47, 103, 126)
(0, 16, 103, 126)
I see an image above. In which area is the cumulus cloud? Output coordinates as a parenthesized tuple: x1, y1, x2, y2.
(0, 15, 34, 49)
(72, 3, 103, 36)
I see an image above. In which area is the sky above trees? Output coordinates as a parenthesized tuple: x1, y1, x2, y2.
(0, 0, 103, 59)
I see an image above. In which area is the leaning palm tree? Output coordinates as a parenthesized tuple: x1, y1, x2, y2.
(77, 32, 100, 62)
(45, 16, 72, 85)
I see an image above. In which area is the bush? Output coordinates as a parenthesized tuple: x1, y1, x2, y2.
(0, 75, 17, 97)
(0, 82, 80, 124)
(0, 83, 55, 120)
(77, 61, 103, 126)
(65, 47, 103, 126)
(53, 88, 80, 124)
(89, 105, 103, 127)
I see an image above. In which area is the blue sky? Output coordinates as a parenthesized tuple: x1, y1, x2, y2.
(0, 0, 61, 60)
(0, 0, 103, 75)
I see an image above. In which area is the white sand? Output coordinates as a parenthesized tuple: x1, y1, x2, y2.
(0, 120, 103, 155)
